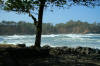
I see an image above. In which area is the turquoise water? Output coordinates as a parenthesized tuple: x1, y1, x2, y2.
(0, 34, 100, 49)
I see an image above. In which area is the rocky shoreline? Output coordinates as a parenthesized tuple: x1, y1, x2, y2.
(0, 44, 100, 66)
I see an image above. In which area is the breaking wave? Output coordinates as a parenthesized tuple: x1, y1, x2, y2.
(0, 34, 100, 49)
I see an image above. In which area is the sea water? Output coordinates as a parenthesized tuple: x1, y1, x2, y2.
(0, 34, 100, 49)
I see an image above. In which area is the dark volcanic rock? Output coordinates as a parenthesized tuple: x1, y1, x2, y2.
(17, 44, 26, 48)
(0, 45, 100, 66)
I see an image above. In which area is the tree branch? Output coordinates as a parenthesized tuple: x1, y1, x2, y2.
(28, 11, 38, 26)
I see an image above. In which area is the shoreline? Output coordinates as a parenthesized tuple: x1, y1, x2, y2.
(0, 43, 100, 50)
(0, 33, 100, 36)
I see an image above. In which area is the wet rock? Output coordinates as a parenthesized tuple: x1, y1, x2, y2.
(17, 44, 26, 48)
(1, 45, 100, 66)
(42, 45, 51, 49)
(49, 47, 60, 56)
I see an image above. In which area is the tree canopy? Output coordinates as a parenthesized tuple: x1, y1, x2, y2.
(4, 0, 100, 12)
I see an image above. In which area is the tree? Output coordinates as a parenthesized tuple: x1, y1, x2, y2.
(3, 0, 100, 48)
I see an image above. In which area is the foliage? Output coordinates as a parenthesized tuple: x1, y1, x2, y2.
(4, 0, 100, 12)
(0, 20, 100, 35)
(0, 21, 35, 35)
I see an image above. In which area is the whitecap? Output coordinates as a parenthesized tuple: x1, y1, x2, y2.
(64, 34, 92, 38)
(42, 34, 59, 37)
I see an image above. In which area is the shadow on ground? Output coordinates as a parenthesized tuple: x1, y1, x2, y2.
(0, 44, 100, 66)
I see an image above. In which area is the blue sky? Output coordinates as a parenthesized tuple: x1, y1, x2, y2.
(0, 5, 100, 24)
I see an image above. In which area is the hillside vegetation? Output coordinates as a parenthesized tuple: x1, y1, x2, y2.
(0, 20, 100, 35)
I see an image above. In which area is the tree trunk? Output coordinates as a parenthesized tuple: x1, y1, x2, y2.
(34, 1, 45, 48)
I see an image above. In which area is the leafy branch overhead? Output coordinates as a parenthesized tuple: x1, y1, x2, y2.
(4, 0, 100, 11)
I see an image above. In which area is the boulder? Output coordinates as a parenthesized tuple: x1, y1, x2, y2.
(17, 44, 26, 48)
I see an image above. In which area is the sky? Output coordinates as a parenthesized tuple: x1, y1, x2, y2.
(0, 5, 100, 24)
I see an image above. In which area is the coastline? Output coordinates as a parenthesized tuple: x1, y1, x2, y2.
(0, 34, 100, 49)
(0, 33, 100, 36)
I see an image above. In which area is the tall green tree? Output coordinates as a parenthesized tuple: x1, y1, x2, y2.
(3, 0, 100, 48)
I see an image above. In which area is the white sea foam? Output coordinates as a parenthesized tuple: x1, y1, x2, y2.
(64, 34, 92, 38)
(7, 35, 24, 39)
(42, 34, 59, 37)
(5, 35, 35, 40)
(0, 34, 100, 49)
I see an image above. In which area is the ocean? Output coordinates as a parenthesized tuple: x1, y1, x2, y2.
(0, 34, 100, 49)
